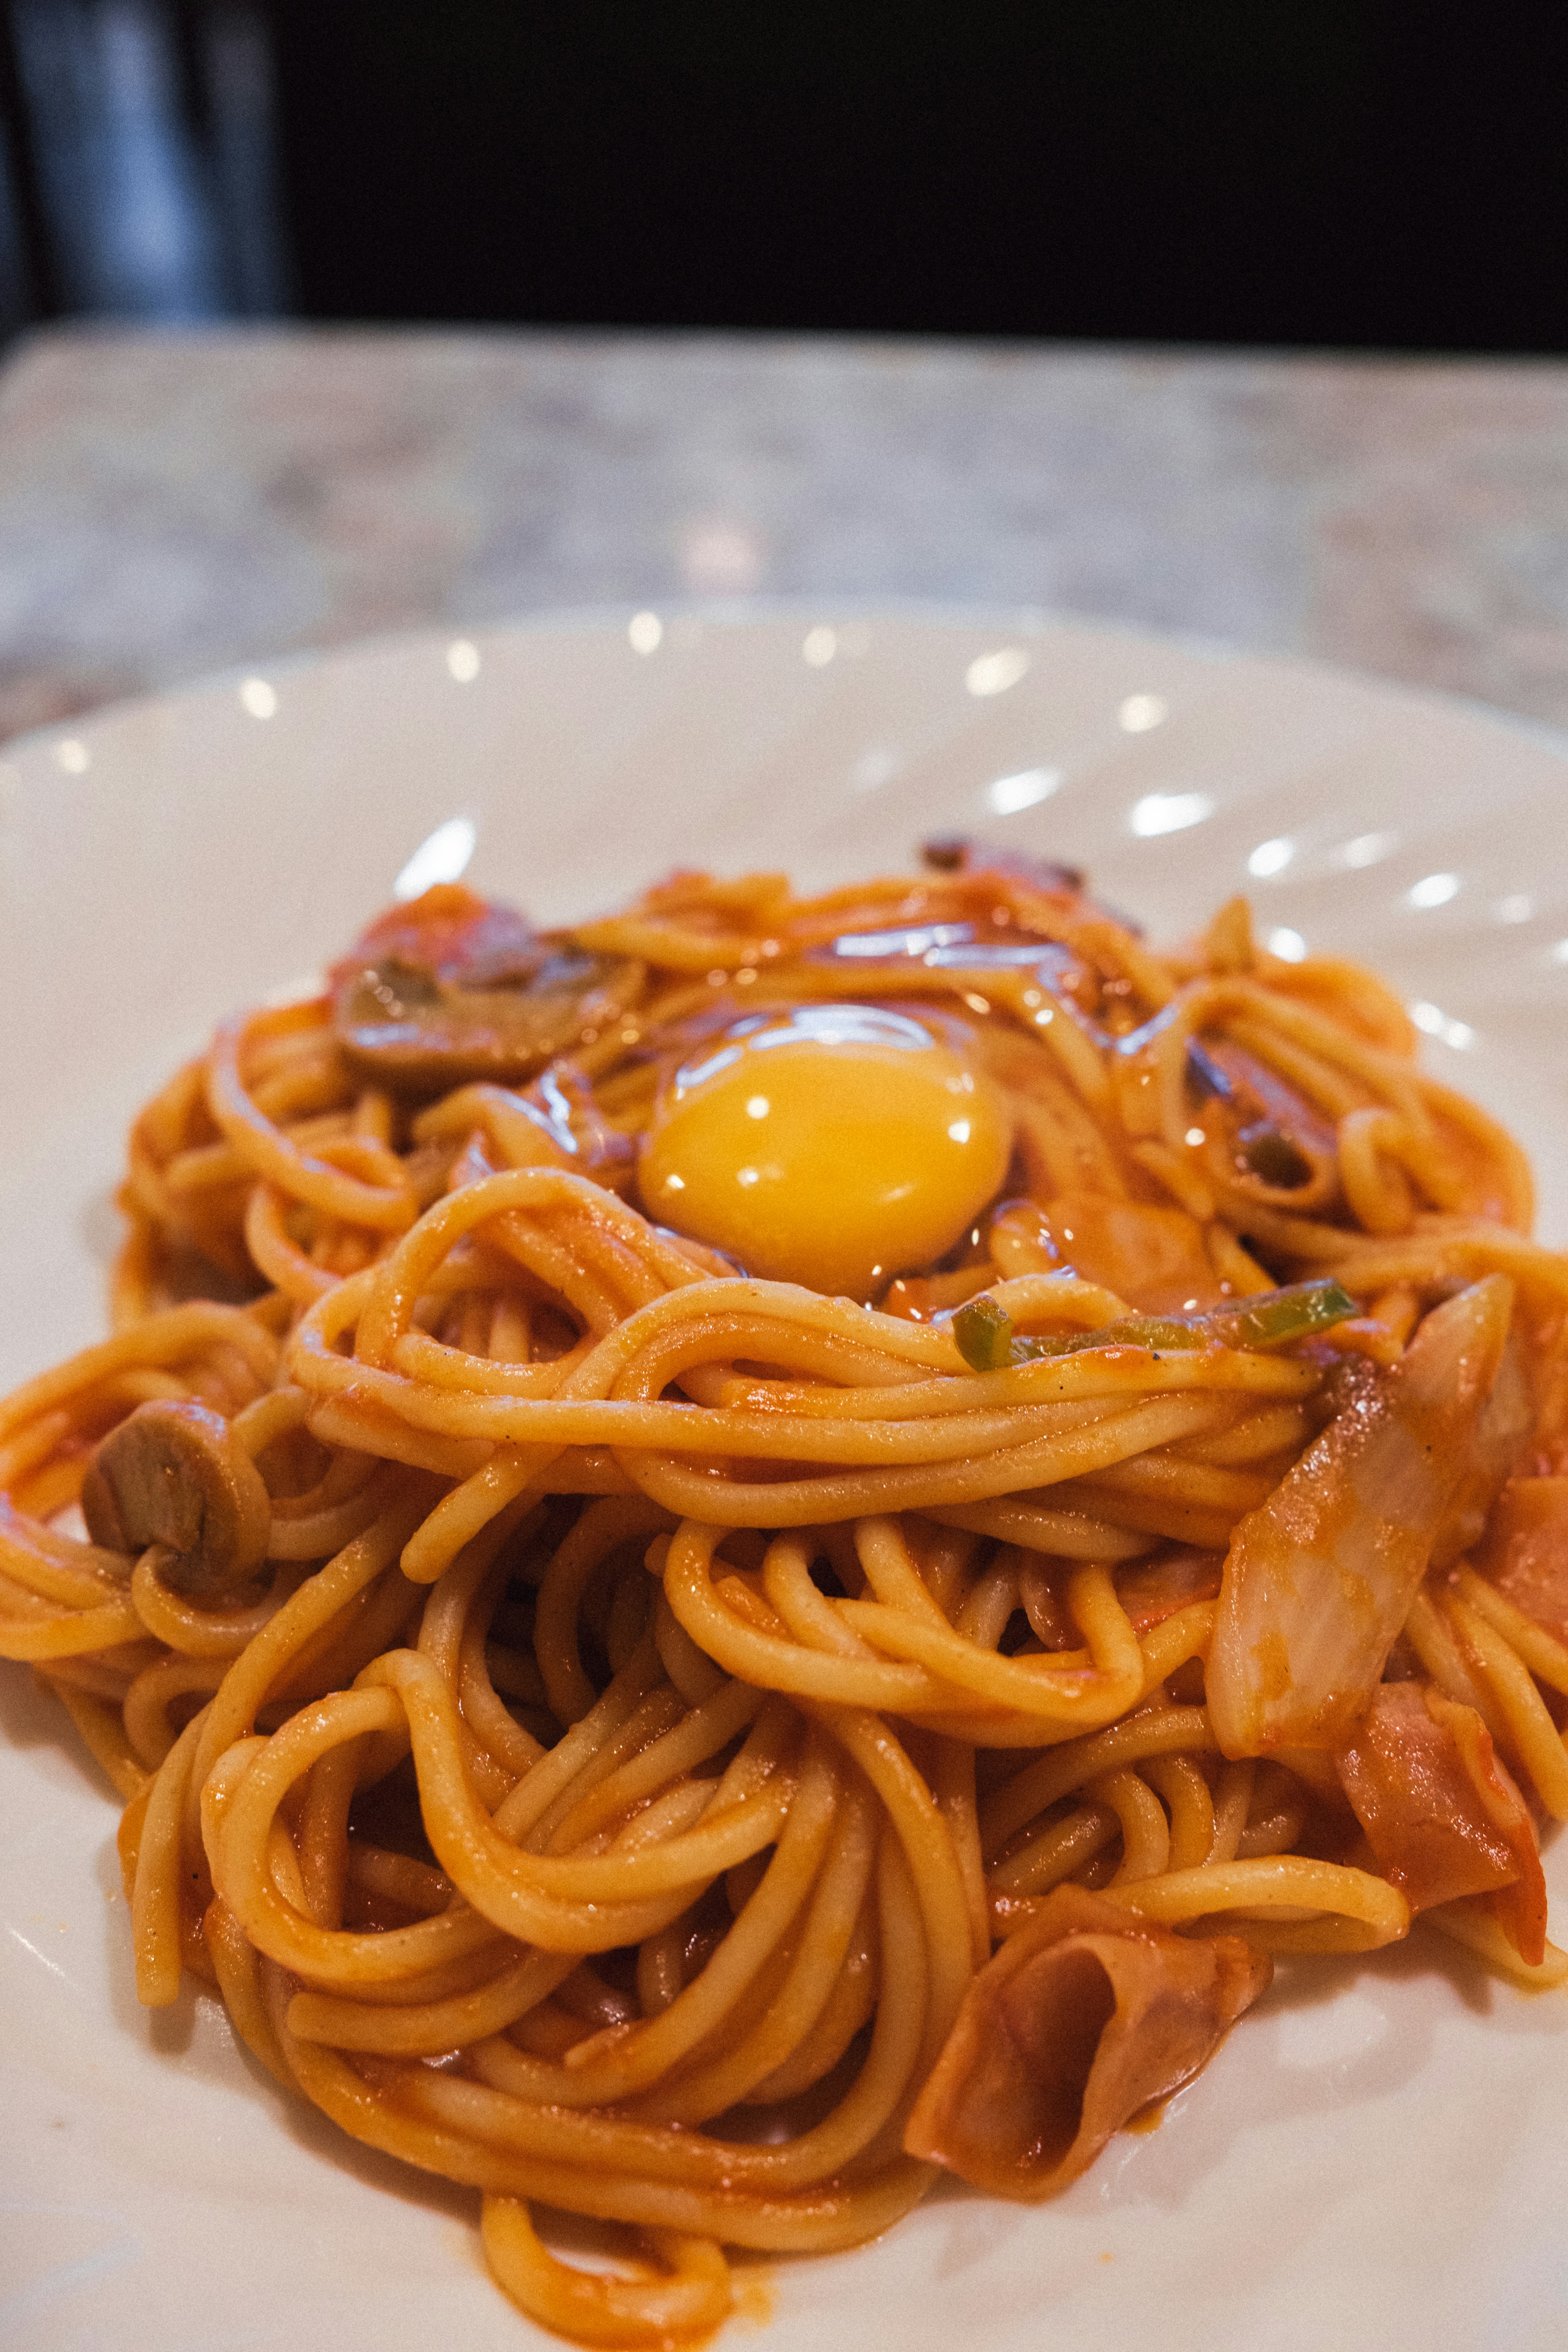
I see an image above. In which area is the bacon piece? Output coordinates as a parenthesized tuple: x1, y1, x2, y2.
(1334, 1681, 1546, 1966)
(903, 1886, 1271, 2199)
(1208, 1276, 1515, 1756)
(1472, 1476, 1568, 1645)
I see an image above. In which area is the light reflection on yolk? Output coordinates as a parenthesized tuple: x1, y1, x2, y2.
(638, 1004, 1013, 1296)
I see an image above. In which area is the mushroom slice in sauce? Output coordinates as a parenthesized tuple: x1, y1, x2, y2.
(330, 884, 643, 1095)
(81, 1399, 271, 1598)
(904, 1885, 1270, 2198)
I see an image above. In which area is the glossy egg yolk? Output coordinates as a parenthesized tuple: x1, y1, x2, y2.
(638, 1004, 1013, 1296)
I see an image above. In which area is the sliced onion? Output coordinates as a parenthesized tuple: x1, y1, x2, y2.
(1208, 1275, 1515, 1756)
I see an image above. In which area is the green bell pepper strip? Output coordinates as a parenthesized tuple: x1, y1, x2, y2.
(951, 1277, 1359, 1372)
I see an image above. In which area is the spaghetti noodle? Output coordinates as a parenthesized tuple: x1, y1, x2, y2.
(4, 846, 1567, 2346)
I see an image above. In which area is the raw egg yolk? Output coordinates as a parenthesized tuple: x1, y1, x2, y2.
(638, 1004, 1013, 1296)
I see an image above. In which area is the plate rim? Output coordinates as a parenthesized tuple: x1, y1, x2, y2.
(5, 593, 1568, 780)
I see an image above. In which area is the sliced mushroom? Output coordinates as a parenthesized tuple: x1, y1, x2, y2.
(81, 1399, 271, 1598)
(326, 884, 549, 988)
(329, 884, 644, 1096)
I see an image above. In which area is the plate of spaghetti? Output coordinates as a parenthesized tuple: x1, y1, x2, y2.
(2, 609, 1568, 2352)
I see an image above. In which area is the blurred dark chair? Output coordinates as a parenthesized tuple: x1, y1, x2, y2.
(0, 4, 1563, 354)
(0, 0, 288, 330)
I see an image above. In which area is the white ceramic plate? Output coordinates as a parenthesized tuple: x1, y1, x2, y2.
(3, 608, 1568, 2352)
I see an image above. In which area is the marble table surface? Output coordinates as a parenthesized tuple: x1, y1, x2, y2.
(1, 323, 1566, 743)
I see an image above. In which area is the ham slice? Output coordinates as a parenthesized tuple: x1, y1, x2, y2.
(1114, 1547, 1223, 1633)
(1028, 1195, 1225, 1316)
(1014, 1547, 1221, 1650)
(903, 1886, 1271, 2198)
(1208, 1276, 1515, 1756)
(1334, 1680, 1547, 1966)
(1472, 1476, 1568, 1645)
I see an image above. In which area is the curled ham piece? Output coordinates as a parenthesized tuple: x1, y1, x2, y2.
(1334, 1680, 1547, 1966)
(1023, 1193, 1227, 1316)
(903, 1887, 1271, 2199)
(1472, 1475, 1568, 1644)
(1208, 1275, 1515, 1757)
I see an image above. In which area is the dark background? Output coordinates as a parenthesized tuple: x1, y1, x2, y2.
(3, 0, 1566, 350)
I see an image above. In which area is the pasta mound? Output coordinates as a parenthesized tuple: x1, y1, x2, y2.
(3, 851, 1566, 2347)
